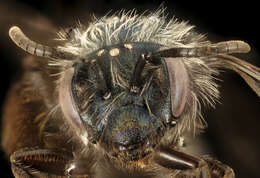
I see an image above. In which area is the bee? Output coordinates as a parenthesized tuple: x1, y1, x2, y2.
(2, 8, 260, 178)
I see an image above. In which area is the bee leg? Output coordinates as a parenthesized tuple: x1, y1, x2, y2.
(203, 156, 235, 178)
(154, 147, 234, 178)
(10, 148, 73, 177)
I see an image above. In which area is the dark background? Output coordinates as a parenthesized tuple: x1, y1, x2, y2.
(0, 0, 259, 177)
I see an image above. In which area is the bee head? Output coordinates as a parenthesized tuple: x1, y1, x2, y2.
(69, 43, 172, 161)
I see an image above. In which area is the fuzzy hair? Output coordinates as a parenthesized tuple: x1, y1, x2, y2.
(57, 9, 207, 55)
(54, 9, 221, 145)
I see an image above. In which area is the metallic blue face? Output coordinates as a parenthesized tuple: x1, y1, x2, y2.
(71, 42, 173, 161)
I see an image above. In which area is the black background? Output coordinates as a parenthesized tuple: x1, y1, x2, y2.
(0, 0, 260, 177)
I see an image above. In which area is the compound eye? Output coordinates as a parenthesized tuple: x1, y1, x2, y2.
(59, 67, 85, 132)
(164, 58, 189, 117)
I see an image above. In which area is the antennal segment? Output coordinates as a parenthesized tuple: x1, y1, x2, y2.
(151, 40, 251, 58)
(9, 26, 77, 60)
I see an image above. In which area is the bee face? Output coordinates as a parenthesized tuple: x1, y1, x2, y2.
(5, 8, 260, 177)
(69, 43, 170, 161)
